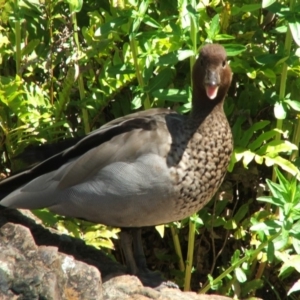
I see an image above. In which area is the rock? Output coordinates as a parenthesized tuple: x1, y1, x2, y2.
(0, 222, 102, 300)
(0, 208, 232, 300)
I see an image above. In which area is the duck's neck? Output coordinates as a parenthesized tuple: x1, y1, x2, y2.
(190, 88, 225, 119)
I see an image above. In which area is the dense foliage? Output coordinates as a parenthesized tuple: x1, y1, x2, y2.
(1, 0, 300, 298)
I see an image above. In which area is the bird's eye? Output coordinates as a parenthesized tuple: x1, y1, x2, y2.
(222, 60, 226, 68)
(200, 59, 204, 66)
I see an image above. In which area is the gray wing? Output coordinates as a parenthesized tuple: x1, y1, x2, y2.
(1, 110, 182, 227)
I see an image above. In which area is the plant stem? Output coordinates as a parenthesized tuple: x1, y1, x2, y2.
(199, 231, 281, 294)
(14, 0, 21, 76)
(183, 0, 199, 291)
(184, 215, 196, 291)
(170, 226, 185, 272)
(70, 9, 90, 134)
(272, 0, 295, 182)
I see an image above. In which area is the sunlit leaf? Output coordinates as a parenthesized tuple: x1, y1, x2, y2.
(289, 20, 300, 46)
(262, 0, 276, 8)
(223, 44, 246, 56)
(285, 99, 300, 111)
(274, 102, 286, 119)
(66, 0, 83, 12)
(287, 279, 300, 296)
(155, 225, 165, 238)
(235, 267, 247, 283)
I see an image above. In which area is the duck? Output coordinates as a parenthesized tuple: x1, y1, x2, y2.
(0, 43, 233, 286)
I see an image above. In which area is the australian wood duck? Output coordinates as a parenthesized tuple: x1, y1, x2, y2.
(0, 43, 233, 286)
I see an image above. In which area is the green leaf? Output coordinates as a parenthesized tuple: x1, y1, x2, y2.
(273, 231, 289, 250)
(32, 209, 59, 226)
(95, 17, 128, 36)
(235, 267, 247, 283)
(177, 49, 195, 61)
(288, 279, 300, 296)
(258, 140, 297, 156)
(241, 279, 264, 296)
(264, 156, 300, 179)
(214, 34, 235, 41)
(152, 89, 188, 102)
(21, 39, 40, 56)
(267, 241, 275, 262)
(239, 120, 270, 147)
(280, 255, 300, 274)
(240, 4, 261, 12)
(274, 102, 286, 119)
(285, 99, 300, 111)
(289, 20, 300, 46)
(206, 14, 220, 40)
(248, 129, 279, 151)
(147, 68, 174, 93)
(66, 0, 83, 12)
(242, 150, 255, 167)
(223, 44, 247, 56)
(234, 203, 249, 224)
(155, 225, 165, 238)
(262, 0, 276, 8)
(250, 220, 281, 232)
(142, 14, 161, 28)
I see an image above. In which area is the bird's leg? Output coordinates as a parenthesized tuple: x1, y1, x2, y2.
(132, 228, 148, 272)
(120, 228, 178, 288)
(119, 230, 139, 275)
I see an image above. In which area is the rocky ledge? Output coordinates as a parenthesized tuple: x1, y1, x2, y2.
(0, 208, 231, 300)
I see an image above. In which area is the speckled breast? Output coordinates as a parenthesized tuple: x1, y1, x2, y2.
(169, 112, 233, 220)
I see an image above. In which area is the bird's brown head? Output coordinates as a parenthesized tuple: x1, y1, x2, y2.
(192, 44, 232, 107)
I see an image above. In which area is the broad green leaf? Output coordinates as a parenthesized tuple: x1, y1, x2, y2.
(147, 68, 174, 93)
(264, 156, 300, 178)
(260, 68, 276, 84)
(250, 220, 282, 232)
(223, 44, 246, 56)
(258, 140, 297, 156)
(289, 21, 300, 46)
(254, 54, 287, 66)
